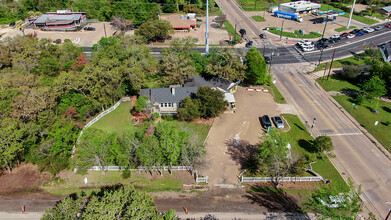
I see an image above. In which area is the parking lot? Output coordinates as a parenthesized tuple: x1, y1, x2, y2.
(201, 86, 282, 185)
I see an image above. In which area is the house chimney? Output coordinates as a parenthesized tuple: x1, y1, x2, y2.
(171, 86, 175, 95)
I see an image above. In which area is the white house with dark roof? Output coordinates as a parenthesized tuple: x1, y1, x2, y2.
(139, 76, 239, 114)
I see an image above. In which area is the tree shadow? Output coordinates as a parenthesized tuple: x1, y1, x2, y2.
(226, 139, 258, 170)
(293, 123, 306, 132)
(298, 139, 316, 153)
(382, 106, 391, 113)
(245, 183, 307, 214)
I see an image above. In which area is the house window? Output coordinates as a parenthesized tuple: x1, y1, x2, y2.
(168, 103, 172, 107)
(161, 103, 164, 107)
(165, 103, 168, 107)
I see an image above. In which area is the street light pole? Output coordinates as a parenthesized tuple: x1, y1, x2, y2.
(347, 0, 356, 29)
(205, 0, 209, 53)
(279, 19, 286, 41)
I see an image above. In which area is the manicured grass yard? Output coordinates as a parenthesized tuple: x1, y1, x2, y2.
(267, 27, 322, 38)
(237, 0, 289, 11)
(335, 26, 356, 32)
(333, 95, 391, 152)
(316, 74, 360, 92)
(44, 171, 184, 196)
(89, 101, 138, 135)
(163, 120, 211, 145)
(282, 114, 348, 189)
(313, 56, 366, 73)
(317, 75, 391, 152)
(266, 83, 287, 104)
(252, 15, 266, 22)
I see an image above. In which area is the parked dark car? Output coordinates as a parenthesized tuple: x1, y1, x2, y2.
(340, 32, 349, 37)
(356, 31, 365, 36)
(84, 26, 96, 31)
(245, 40, 253, 48)
(9, 22, 15, 27)
(259, 33, 266, 39)
(264, 56, 271, 64)
(239, 28, 246, 36)
(316, 42, 328, 49)
(261, 115, 272, 129)
(350, 29, 361, 34)
(318, 38, 328, 43)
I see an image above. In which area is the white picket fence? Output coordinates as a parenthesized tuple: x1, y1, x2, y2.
(241, 176, 323, 183)
(86, 165, 208, 183)
(78, 97, 131, 142)
(72, 97, 131, 155)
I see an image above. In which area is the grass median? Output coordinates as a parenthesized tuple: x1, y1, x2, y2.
(335, 26, 356, 32)
(267, 27, 322, 38)
(252, 15, 266, 22)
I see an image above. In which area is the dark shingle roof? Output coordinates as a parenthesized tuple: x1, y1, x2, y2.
(140, 87, 198, 103)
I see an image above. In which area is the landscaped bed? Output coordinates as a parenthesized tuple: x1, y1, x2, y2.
(267, 27, 322, 38)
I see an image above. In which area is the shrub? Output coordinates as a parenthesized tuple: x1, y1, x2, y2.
(353, 93, 366, 105)
(152, 112, 160, 119)
(161, 114, 174, 121)
(135, 96, 148, 112)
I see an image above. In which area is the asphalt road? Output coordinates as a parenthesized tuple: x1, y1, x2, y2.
(273, 63, 391, 218)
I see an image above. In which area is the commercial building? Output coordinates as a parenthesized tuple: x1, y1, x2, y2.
(34, 10, 87, 31)
(279, 1, 321, 14)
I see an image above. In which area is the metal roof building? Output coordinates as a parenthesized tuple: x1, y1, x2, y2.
(279, 1, 321, 14)
(34, 10, 86, 31)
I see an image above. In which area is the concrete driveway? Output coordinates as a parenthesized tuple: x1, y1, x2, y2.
(200, 86, 281, 186)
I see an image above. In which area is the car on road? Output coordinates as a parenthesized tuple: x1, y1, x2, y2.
(297, 40, 312, 47)
(261, 115, 272, 129)
(259, 33, 266, 38)
(340, 32, 349, 38)
(374, 25, 383, 31)
(264, 56, 271, 64)
(84, 26, 96, 31)
(245, 41, 253, 48)
(9, 22, 15, 27)
(318, 38, 329, 43)
(356, 31, 365, 36)
(316, 42, 328, 50)
(331, 34, 340, 39)
(272, 116, 285, 129)
(362, 27, 374, 33)
(386, 24, 391, 28)
(350, 29, 361, 34)
(347, 34, 355, 39)
(302, 45, 315, 52)
(328, 37, 340, 44)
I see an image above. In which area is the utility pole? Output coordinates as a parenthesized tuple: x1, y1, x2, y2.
(327, 49, 336, 80)
(318, 47, 324, 66)
(321, 15, 328, 39)
(268, 50, 274, 74)
(205, 0, 209, 53)
(233, 19, 241, 43)
(347, 0, 356, 29)
(279, 19, 285, 41)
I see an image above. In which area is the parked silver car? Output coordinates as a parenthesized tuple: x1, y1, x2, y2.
(272, 116, 285, 129)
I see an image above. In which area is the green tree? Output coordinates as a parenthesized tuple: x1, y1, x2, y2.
(42, 185, 177, 220)
(35, 57, 59, 76)
(161, 49, 196, 85)
(135, 20, 173, 42)
(257, 128, 298, 187)
(74, 128, 115, 174)
(302, 179, 363, 219)
(245, 47, 268, 85)
(205, 48, 246, 82)
(177, 96, 200, 121)
(136, 96, 148, 112)
(314, 135, 334, 156)
(362, 76, 386, 99)
(196, 86, 228, 118)
(0, 118, 25, 172)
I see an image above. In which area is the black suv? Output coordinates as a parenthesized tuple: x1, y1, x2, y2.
(245, 41, 253, 48)
(261, 115, 272, 129)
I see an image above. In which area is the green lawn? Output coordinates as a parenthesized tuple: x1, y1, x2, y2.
(89, 101, 138, 136)
(223, 20, 241, 42)
(44, 171, 184, 196)
(282, 114, 348, 189)
(267, 27, 322, 38)
(252, 15, 266, 22)
(333, 95, 391, 152)
(163, 120, 211, 145)
(313, 56, 366, 73)
(335, 26, 356, 32)
(320, 4, 378, 25)
(316, 74, 361, 92)
(266, 83, 287, 104)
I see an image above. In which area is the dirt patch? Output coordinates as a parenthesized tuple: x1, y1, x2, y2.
(0, 163, 51, 194)
(191, 117, 215, 126)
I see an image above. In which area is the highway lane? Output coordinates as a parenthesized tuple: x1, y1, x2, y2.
(274, 64, 391, 218)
